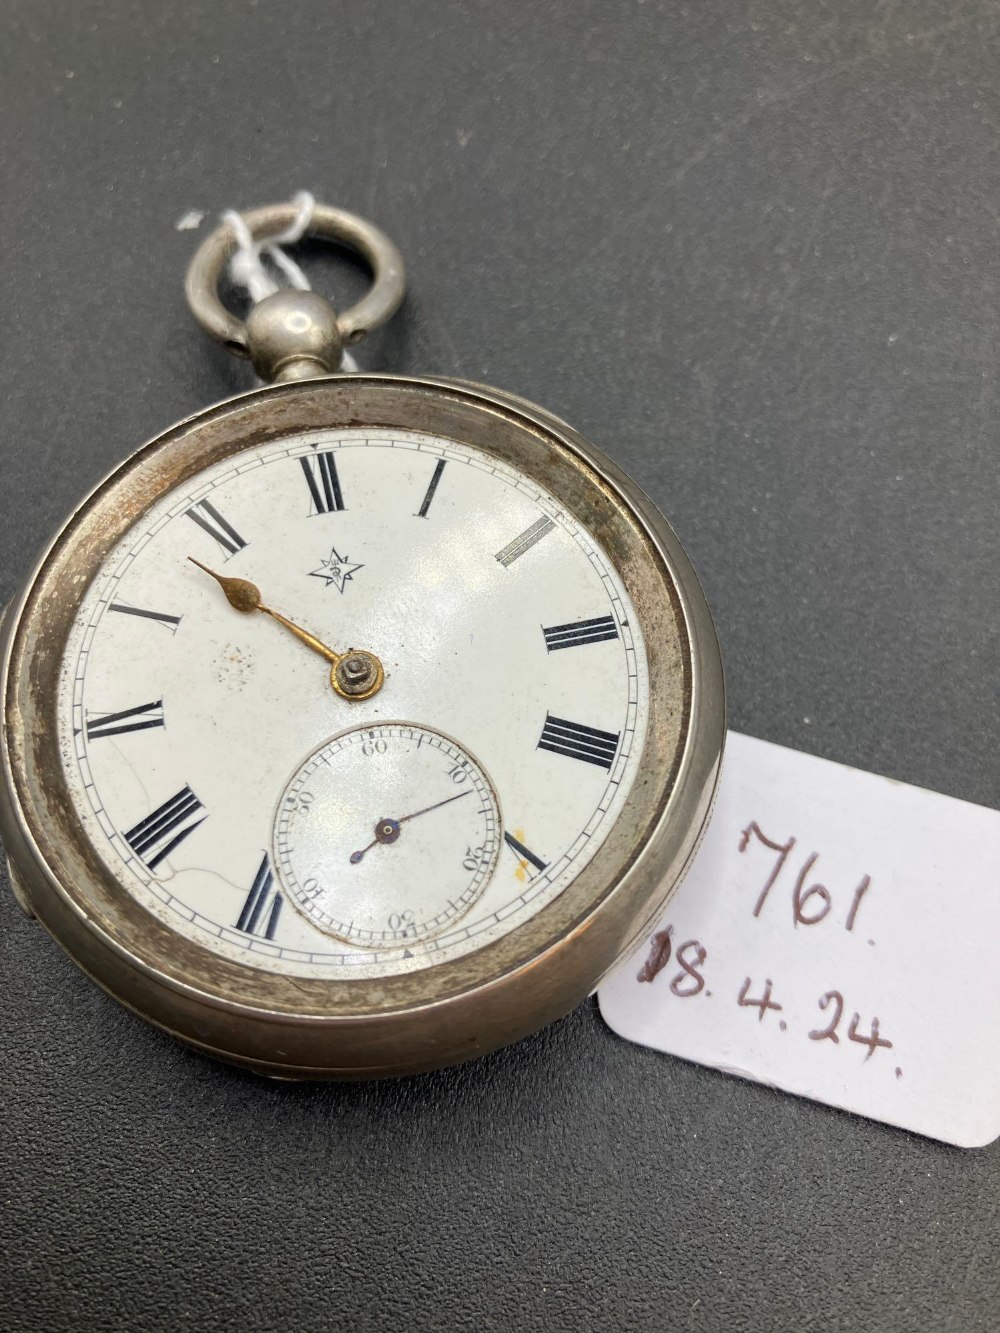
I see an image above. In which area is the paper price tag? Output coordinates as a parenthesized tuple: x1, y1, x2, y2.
(598, 732, 1000, 1148)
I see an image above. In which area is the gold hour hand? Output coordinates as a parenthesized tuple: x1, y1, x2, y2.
(188, 558, 384, 700)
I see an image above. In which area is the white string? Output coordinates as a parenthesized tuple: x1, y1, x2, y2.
(223, 191, 313, 302)
(223, 190, 358, 372)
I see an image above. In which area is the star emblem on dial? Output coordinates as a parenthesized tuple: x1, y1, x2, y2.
(309, 545, 364, 593)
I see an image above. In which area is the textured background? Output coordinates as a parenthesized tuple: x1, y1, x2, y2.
(1, 2, 998, 1330)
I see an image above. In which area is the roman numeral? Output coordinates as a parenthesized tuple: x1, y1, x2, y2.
(124, 786, 205, 870)
(504, 831, 547, 874)
(542, 614, 619, 652)
(300, 451, 345, 513)
(236, 853, 283, 939)
(86, 699, 164, 740)
(416, 458, 446, 517)
(495, 516, 555, 567)
(537, 714, 620, 770)
(108, 603, 181, 632)
(186, 499, 247, 557)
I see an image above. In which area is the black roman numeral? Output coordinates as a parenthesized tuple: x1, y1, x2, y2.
(108, 603, 181, 632)
(86, 699, 164, 740)
(186, 499, 247, 557)
(542, 614, 619, 652)
(236, 853, 283, 939)
(124, 786, 205, 870)
(537, 714, 620, 770)
(504, 831, 547, 874)
(415, 459, 446, 517)
(300, 451, 345, 513)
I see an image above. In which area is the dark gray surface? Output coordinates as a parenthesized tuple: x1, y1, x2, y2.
(1, 2, 997, 1330)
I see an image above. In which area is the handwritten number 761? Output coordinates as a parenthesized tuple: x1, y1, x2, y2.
(738, 822, 871, 931)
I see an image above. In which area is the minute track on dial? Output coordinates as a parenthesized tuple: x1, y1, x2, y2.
(58, 430, 649, 982)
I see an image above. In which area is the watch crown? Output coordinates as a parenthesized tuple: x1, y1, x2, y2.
(244, 289, 345, 383)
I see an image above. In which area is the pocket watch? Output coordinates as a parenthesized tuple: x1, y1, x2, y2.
(0, 200, 724, 1078)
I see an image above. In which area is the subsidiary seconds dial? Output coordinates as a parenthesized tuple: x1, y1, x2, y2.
(274, 723, 501, 947)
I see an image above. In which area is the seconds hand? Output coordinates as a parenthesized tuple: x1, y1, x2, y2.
(350, 790, 474, 864)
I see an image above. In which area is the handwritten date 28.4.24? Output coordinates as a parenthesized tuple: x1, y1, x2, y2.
(636, 925, 895, 1066)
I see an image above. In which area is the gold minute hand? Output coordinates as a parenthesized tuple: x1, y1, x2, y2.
(188, 558, 385, 700)
(188, 558, 342, 663)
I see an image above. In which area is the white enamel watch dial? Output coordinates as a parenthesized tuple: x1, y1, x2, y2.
(56, 429, 649, 981)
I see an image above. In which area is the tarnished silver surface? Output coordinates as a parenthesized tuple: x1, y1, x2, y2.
(184, 201, 406, 365)
(0, 374, 724, 1078)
